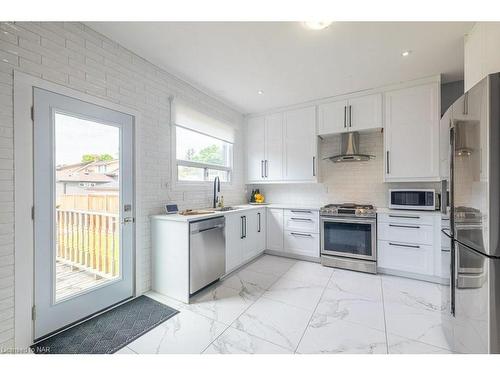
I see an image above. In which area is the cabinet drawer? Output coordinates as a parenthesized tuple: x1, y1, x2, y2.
(377, 240, 434, 276)
(284, 230, 319, 258)
(377, 222, 433, 245)
(378, 212, 435, 226)
(284, 215, 319, 233)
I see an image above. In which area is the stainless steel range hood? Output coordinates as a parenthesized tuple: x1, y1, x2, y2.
(325, 132, 375, 162)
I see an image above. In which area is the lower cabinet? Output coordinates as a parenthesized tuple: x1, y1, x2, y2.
(377, 211, 443, 282)
(225, 208, 266, 273)
(266, 208, 320, 259)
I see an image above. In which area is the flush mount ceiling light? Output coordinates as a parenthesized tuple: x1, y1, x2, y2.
(401, 50, 412, 57)
(303, 21, 333, 31)
(257, 90, 264, 95)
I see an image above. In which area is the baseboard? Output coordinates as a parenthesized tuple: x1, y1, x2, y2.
(377, 267, 447, 284)
(264, 249, 320, 263)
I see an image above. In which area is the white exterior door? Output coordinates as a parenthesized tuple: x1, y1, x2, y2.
(33, 88, 135, 339)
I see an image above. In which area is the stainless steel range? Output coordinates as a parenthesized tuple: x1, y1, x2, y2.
(320, 203, 377, 274)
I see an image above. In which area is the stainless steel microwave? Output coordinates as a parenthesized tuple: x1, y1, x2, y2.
(389, 189, 438, 211)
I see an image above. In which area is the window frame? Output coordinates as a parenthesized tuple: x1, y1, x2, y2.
(173, 124, 234, 185)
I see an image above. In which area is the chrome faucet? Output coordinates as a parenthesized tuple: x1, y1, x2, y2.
(213, 176, 220, 208)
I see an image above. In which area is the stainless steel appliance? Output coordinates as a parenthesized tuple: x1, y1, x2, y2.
(320, 203, 377, 274)
(324, 132, 375, 162)
(389, 189, 438, 211)
(189, 216, 225, 295)
(440, 73, 500, 353)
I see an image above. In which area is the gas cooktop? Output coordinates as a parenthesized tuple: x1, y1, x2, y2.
(320, 203, 376, 218)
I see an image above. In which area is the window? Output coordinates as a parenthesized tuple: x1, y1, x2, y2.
(174, 101, 234, 183)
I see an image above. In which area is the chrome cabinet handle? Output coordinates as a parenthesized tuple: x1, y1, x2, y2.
(261, 160, 264, 178)
(291, 232, 313, 237)
(389, 224, 420, 229)
(257, 212, 261, 233)
(344, 106, 347, 128)
(291, 210, 312, 214)
(291, 218, 313, 222)
(265, 160, 268, 178)
(386, 150, 390, 174)
(349, 105, 352, 127)
(388, 214, 420, 219)
(312, 156, 316, 177)
(388, 242, 420, 249)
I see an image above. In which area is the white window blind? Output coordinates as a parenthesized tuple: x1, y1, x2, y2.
(174, 101, 235, 143)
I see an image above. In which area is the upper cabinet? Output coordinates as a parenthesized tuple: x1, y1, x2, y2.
(317, 93, 382, 136)
(246, 106, 317, 183)
(464, 22, 500, 92)
(384, 81, 441, 182)
(283, 106, 318, 181)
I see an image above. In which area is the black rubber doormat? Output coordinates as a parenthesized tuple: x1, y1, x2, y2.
(31, 295, 179, 354)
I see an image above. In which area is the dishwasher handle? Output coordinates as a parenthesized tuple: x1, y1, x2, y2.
(194, 224, 224, 234)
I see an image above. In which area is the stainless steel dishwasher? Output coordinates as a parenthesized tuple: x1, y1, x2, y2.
(189, 216, 226, 295)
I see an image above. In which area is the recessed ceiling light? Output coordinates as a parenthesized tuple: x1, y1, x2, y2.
(401, 50, 412, 57)
(303, 22, 333, 31)
(257, 90, 264, 95)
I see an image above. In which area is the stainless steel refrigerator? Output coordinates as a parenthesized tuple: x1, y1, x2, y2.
(440, 73, 500, 353)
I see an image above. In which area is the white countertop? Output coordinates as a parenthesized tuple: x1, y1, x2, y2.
(151, 203, 321, 222)
(376, 207, 442, 215)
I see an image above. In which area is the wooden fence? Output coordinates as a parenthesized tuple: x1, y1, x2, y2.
(56, 209, 120, 278)
(57, 194, 119, 214)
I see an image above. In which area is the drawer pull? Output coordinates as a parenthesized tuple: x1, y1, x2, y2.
(290, 218, 313, 222)
(389, 242, 420, 249)
(290, 232, 313, 237)
(291, 210, 313, 214)
(389, 224, 420, 229)
(388, 214, 421, 220)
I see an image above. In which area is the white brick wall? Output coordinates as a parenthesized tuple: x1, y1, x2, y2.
(252, 132, 440, 207)
(0, 21, 246, 349)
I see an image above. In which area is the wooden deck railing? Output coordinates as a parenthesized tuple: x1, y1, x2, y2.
(56, 209, 120, 278)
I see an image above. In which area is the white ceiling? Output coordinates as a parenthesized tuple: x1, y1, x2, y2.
(88, 22, 473, 114)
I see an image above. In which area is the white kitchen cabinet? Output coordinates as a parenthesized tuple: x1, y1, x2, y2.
(464, 23, 500, 92)
(318, 99, 348, 135)
(377, 210, 443, 283)
(348, 93, 383, 132)
(384, 81, 440, 182)
(283, 231, 320, 258)
(246, 116, 266, 182)
(225, 212, 246, 273)
(246, 113, 283, 183)
(440, 106, 452, 180)
(244, 208, 266, 261)
(317, 93, 382, 136)
(283, 106, 317, 182)
(266, 208, 284, 251)
(265, 113, 284, 181)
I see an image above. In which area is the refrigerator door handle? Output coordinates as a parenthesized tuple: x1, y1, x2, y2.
(441, 179, 448, 214)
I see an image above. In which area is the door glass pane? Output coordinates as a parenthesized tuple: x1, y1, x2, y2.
(55, 112, 120, 302)
(323, 221, 373, 257)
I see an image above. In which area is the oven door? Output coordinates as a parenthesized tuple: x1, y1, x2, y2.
(320, 216, 376, 261)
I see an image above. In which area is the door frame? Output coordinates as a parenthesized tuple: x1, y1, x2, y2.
(13, 71, 142, 349)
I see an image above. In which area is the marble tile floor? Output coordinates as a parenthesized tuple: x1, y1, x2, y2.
(117, 255, 454, 354)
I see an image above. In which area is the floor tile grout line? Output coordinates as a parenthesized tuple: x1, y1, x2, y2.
(292, 268, 335, 354)
(380, 276, 389, 354)
(199, 259, 293, 353)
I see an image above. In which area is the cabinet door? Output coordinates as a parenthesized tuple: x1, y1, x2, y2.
(318, 99, 348, 135)
(384, 82, 440, 181)
(440, 106, 452, 179)
(254, 209, 266, 254)
(265, 113, 283, 181)
(246, 116, 266, 182)
(224, 213, 244, 273)
(266, 208, 284, 251)
(283, 106, 317, 181)
(347, 93, 383, 132)
(243, 210, 265, 261)
(464, 23, 484, 92)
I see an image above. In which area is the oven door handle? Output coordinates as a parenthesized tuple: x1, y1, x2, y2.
(321, 217, 376, 225)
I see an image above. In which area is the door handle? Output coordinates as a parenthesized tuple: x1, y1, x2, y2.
(291, 232, 313, 237)
(344, 106, 347, 128)
(240, 216, 245, 239)
(388, 214, 420, 220)
(386, 151, 390, 174)
(265, 160, 268, 178)
(312, 156, 316, 177)
(349, 105, 352, 127)
(258, 212, 261, 232)
(291, 218, 313, 222)
(261, 160, 264, 178)
(121, 217, 135, 224)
